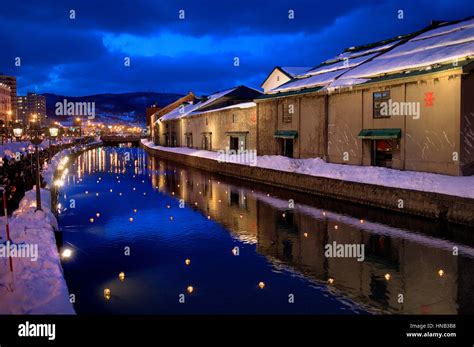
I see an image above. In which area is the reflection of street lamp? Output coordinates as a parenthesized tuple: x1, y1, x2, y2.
(29, 120, 43, 211)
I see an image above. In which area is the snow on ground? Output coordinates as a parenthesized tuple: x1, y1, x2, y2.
(142, 139, 474, 199)
(0, 141, 102, 314)
(0, 189, 75, 314)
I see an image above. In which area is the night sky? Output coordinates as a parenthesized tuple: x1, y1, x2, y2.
(1, 0, 474, 96)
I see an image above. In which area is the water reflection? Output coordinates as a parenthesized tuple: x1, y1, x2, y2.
(59, 146, 474, 314)
(147, 152, 474, 315)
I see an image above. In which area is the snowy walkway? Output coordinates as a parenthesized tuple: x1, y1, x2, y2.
(0, 146, 77, 314)
(142, 140, 474, 199)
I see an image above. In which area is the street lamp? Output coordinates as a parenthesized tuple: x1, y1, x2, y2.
(48, 125, 59, 163)
(29, 120, 44, 211)
(12, 122, 23, 141)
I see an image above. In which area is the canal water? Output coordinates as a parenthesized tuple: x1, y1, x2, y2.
(58, 146, 474, 314)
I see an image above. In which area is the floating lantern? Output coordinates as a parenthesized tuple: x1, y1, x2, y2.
(334, 225, 338, 230)
(85, 191, 89, 194)
(232, 247, 238, 256)
(166, 205, 170, 209)
(282, 213, 286, 218)
(129, 217, 133, 222)
(384, 273, 391, 281)
(118, 180, 121, 183)
(170, 216, 174, 221)
(360, 219, 364, 224)
(218, 199, 222, 203)
(207, 216, 211, 220)
(142, 180, 144, 183)
(96, 213, 100, 217)
(119, 272, 125, 281)
(303, 232, 308, 238)
(327, 278, 335, 284)
(133, 209, 137, 213)
(133, 187, 136, 191)
(104, 288, 111, 300)
(266, 193, 270, 197)
(119, 192, 123, 196)
(110, 189, 113, 192)
(438, 269, 445, 277)
(172, 192, 175, 195)
(90, 218, 94, 223)
(187, 286, 194, 294)
(143, 192, 147, 196)
(185, 259, 191, 266)
(96, 193, 99, 197)
(258, 282, 265, 289)
(61, 248, 72, 259)
(194, 202, 198, 206)
(217, 181, 220, 184)
(177, 184, 180, 188)
(323, 212, 326, 216)
(239, 214, 243, 219)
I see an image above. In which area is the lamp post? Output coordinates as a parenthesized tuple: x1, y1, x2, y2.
(48, 125, 59, 163)
(12, 122, 23, 142)
(29, 120, 43, 211)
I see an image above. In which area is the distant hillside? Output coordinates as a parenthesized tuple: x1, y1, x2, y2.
(43, 92, 184, 126)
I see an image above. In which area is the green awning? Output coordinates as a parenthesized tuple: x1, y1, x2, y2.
(358, 128, 401, 140)
(274, 130, 298, 139)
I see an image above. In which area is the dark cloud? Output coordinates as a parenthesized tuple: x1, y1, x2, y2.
(1, 0, 473, 96)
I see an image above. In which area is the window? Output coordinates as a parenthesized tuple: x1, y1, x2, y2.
(232, 114, 236, 123)
(205, 117, 208, 126)
(373, 90, 390, 118)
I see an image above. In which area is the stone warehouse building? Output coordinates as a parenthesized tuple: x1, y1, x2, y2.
(257, 17, 474, 176)
(156, 86, 261, 151)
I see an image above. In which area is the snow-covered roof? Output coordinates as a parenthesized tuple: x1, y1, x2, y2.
(269, 41, 395, 93)
(266, 18, 474, 94)
(280, 67, 312, 77)
(187, 102, 256, 117)
(160, 87, 237, 121)
(336, 18, 474, 82)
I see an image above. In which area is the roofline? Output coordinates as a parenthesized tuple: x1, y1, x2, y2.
(259, 67, 293, 88)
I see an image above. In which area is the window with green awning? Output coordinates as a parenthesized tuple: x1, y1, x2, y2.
(358, 128, 401, 140)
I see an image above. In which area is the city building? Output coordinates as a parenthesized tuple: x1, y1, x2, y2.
(0, 75, 17, 121)
(256, 17, 474, 176)
(17, 92, 47, 125)
(0, 83, 12, 125)
(156, 86, 261, 150)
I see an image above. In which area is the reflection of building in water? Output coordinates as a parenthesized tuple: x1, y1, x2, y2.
(256, 198, 471, 314)
(149, 157, 257, 243)
(147, 155, 474, 314)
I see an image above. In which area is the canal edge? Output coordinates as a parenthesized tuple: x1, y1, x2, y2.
(141, 143, 474, 227)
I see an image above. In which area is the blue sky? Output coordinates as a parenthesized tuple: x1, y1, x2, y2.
(1, 0, 473, 96)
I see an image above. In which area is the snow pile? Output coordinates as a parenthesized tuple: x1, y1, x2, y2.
(142, 139, 474, 199)
(0, 188, 75, 314)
